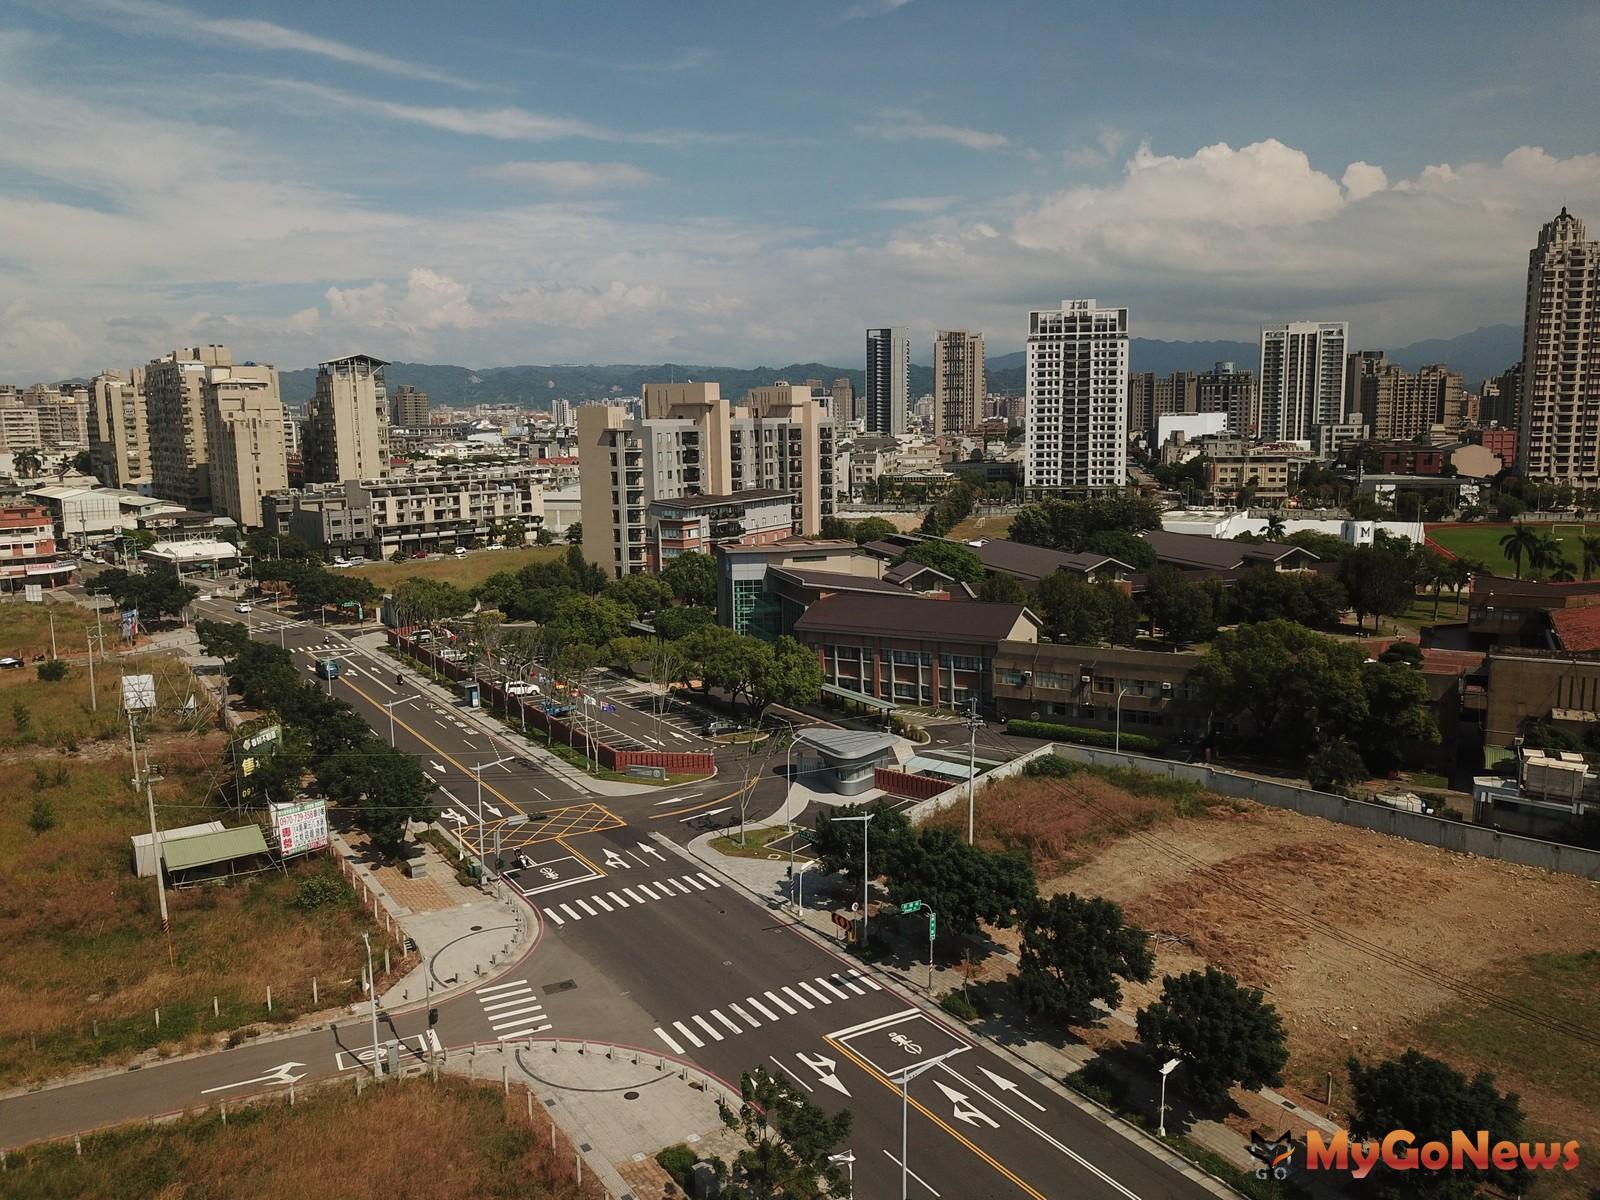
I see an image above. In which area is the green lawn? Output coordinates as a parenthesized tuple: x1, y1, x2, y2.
(1429, 522, 1600, 579)
(349, 545, 563, 592)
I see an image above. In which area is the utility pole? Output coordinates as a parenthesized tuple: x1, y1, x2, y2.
(362, 932, 382, 1078)
(86, 631, 97, 712)
(129, 710, 171, 937)
(964, 698, 983, 844)
(48, 610, 56, 660)
(834, 812, 874, 944)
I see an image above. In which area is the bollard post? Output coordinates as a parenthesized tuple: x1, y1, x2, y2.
(220, 1102, 226, 1125)
(527, 1092, 533, 1120)
(290, 1084, 295, 1106)
(74, 1135, 81, 1157)
(384, 947, 390, 976)
(502, 1064, 508, 1094)
(93, 1020, 98, 1039)
(576, 1153, 582, 1184)
(266, 986, 272, 1013)
(312, 977, 318, 1006)
(154, 1008, 160, 1030)
(213, 997, 219, 1018)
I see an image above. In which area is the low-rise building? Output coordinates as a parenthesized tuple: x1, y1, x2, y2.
(991, 642, 1210, 743)
(1141, 529, 1319, 574)
(0, 504, 71, 591)
(1202, 438, 1314, 503)
(717, 538, 892, 637)
(1375, 444, 1445, 475)
(646, 489, 795, 570)
(351, 466, 544, 558)
(1480, 427, 1516, 470)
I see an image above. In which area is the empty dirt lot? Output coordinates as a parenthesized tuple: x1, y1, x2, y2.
(950, 766, 1600, 1196)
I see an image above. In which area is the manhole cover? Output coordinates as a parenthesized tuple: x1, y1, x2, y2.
(580, 1143, 593, 1153)
(469, 925, 482, 932)
(542, 978, 578, 995)
(624, 1091, 640, 1100)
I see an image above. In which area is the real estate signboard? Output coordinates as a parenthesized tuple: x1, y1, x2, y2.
(269, 799, 328, 857)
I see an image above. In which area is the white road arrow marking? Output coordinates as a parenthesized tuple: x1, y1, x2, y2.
(932, 1080, 999, 1129)
(201, 1061, 307, 1095)
(638, 842, 665, 860)
(603, 849, 632, 869)
(680, 807, 729, 822)
(795, 1051, 851, 1097)
(975, 1065, 1046, 1111)
(442, 809, 467, 825)
(429, 761, 446, 773)
(482, 802, 502, 818)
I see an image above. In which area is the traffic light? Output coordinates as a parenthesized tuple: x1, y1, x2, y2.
(427, 1007, 439, 1027)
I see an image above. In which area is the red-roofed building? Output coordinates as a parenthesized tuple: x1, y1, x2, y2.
(0, 505, 71, 591)
(1550, 607, 1600, 653)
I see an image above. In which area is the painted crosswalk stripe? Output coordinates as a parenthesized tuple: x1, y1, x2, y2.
(765, 989, 798, 1015)
(477, 979, 531, 995)
(728, 1002, 762, 1029)
(669, 878, 692, 894)
(672, 1020, 705, 1049)
(695, 872, 723, 888)
(816, 976, 853, 1000)
(655, 1027, 685, 1054)
(683, 875, 707, 891)
(490, 1007, 547, 1028)
(590, 894, 613, 912)
(746, 995, 779, 1021)
(691, 1013, 724, 1042)
(710, 1008, 742, 1035)
(781, 985, 815, 1010)
(797, 980, 833, 1005)
(496, 1025, 551, 1040)
(576, 898, 598, 916)
(607, 890, 629, 908)
(544, 908, 566, 926)
(849, 969, 882, 990)
(482, 991, 537, 1010)
(623, 886, 647, 904)
(636, 883, 661, 899)
(833, 974, 866, 996)
(559, 903, 583, 921)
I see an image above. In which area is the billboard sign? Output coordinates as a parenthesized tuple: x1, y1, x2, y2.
(269, 799, 329, 857)
(120, 609, 139, 641)
(121, 673, 156, 712)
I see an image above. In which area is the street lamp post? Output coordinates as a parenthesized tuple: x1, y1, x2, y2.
(383, 694, 419, 747)
(833, 812, 874, 946)
(361, 931, 382, 1078)
(964, 699, 984, 844)
(894, 1049, 964, 1200)
(1115, 686, 1134, 754)
(1158, 1057, 1182, 1137)
(826, 1151, 854, 1195)
(474, 756, 513, 879)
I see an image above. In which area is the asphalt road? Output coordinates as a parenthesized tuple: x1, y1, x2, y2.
(1, 604, 1215, 1199)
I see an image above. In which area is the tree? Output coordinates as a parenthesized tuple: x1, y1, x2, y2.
(732, 1068, 853, 1200)
(1082, 529, 1158, 571)
(392, 578, 473, 628)
(850, 516, 898, 544)
(1011, 494, 1161, 553)
(12, 449, 42, 479)
(652, 604, 714, 640)
(1014, 893, 1154, 1028)
(1361, 659, 1440, 773)
(1035, 574, 1138, 645)
(605, 573, 673, 618)
(1338, 545, 1418, 633)
(1499, 523, 1540, 580)
(1308, 737, 1366, 790)
(1346, 1050, 1530, 1200)
(661, 551, 717, 608)
(1142, 566, 1217, 644)
(1136, 967, 1289, 1109)
(196, 618, 250, 662)
(891, 540, 985, 584)
(1231, 568, 1346, 629)
(1264, 510, 1287, 539)
(84, 567, 198, 621)
(1581, 535, 1600, 581)
(564, 521, 582, 545)
(812, 802, 914, 879)
(751, 635, 822, 710)
(978, 573, 1028, 603)
(883, 827, 1036, 938)
(317, 740, 438, 858)
(545, 594, 632, 649)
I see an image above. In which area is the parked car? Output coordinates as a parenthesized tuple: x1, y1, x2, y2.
(411, 629, 433, 643)
(505, 681, 538, 697)
(703, 719, 737, 737)
(453, 546, 468, 556)
(437, 647, 466, 663)
(331, 557, 351, 569)
(0, 657, 23, 670)
(234, 601, 253, 614)
(347, 555, 367, 565)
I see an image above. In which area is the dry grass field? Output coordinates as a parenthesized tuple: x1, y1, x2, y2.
(956, 761, 1600, 1197)
(0, 1076, 601, 1200)
(349, 544, 563, 592)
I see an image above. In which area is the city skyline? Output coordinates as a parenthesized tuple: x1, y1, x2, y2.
(3, 2, 1599, 379)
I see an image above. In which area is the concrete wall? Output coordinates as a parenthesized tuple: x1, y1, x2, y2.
(901, 742, 1059, 824)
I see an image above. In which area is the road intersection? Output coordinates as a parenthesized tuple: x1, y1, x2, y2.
(0, 602, 1220, 1199)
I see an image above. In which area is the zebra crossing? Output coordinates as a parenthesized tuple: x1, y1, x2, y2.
(474, 977, 552, 1041)
(652, 969, 882, 1055)
(539, 871, 722, 927)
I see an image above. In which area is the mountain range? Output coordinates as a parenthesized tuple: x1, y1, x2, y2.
(276, 324, 1523, 412)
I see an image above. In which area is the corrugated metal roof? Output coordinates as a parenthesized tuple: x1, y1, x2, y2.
(161, 825, 270, 872)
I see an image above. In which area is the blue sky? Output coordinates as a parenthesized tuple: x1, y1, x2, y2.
(3, 0, 1598, 377)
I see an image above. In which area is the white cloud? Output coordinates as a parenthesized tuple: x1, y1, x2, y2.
(475, 160, 661, 191)
(61, 0, 477, 89)
(869, 195, 958, 213)
(1342, 161, 1389, 200)
(860, 109, 1009, 151)
(843, 0, 914, 20)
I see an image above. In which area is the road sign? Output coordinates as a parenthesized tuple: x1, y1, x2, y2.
(899, 901, 923, 914)
(928, 912, 937, 939)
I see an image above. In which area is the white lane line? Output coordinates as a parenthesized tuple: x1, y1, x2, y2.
(728, 1003, 762, 1029)
(797, 981, 833, 1005)
(695, 872, 722, 889)
(655, 1027, 685, 1054)
(883, 1151, 941, 1197)
(682, 875, 707, 891)
(710, 1009, 742, 1036)
(497, 1025, 551, 1041)
(834, 975, 866, 996)
(816, 976, 853, 1001)
(558, 903, 582, 921)
(764, 990, 797, 1016)
(669, 879, 692, 894)
(826, 1008, 922, 1039)
(589, 894, 613, 912)
(623, 886, 648, 904)
(691, 1014, 724, 1042)
(544, 908, 566, 927)
(671, 1020, 704, 1049)
(746, 995, 780, 1021)
(606, 891, 630, 908)
(635, 883, 661, 900)
(848, 969, 882, 991)
(780, 985, 814, 1010)
(476, 979, 531, 995)
(575, 898, 598, 916)
(769, 1055, 813, 1093)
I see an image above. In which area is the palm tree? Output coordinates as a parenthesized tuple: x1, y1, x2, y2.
(1552, 565, 1578, 583)
(12, 449, 41, 479)
(1265, 510, 1287, 540)
(1580, 535, 1600, 581)
(1499, 523, 1541, 580)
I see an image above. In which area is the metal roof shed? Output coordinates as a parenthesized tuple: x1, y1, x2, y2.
(161, 825, 272, 883)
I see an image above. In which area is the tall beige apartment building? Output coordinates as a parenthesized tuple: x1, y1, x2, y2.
(146, 345, 233, 508)
(203, 362, 289, 529)
(87, 368, 151, 491)
(1352, 355, 1465, 440)
(303, 354, 391, 485)
(1519, 208, 1600, 482)
(734, 384, 836, 535)
(390, 383, 429, 428)
(933, 330, 985, 438)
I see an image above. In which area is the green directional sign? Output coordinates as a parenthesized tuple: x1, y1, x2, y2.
(899, 900, 923, 914)
(929, 912, 937, 939)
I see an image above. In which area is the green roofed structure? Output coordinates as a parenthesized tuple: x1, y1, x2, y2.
(160, 825, 272, 883)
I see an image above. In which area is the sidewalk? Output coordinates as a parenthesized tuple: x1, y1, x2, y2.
(674, 823, 1298, 1196)
(448, 1039, 745, 1200)
(354, 631, 652, 799)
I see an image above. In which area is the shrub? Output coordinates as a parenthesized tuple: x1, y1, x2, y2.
(28, 797, 56, 834)
(1022, 754, 1081, 779)
(36, 659, 68, 682)
(1005, 719, 1164, 754)
(12, 701, 31, 733)
(939, 990, 978, 1020)
(1064, 1059, 1130, 1110)
(655, 1144, 697, 1185)
(294, 873, 349, 911)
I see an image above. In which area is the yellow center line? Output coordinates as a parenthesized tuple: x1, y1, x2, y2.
(825, 1037, 1047, 1200)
